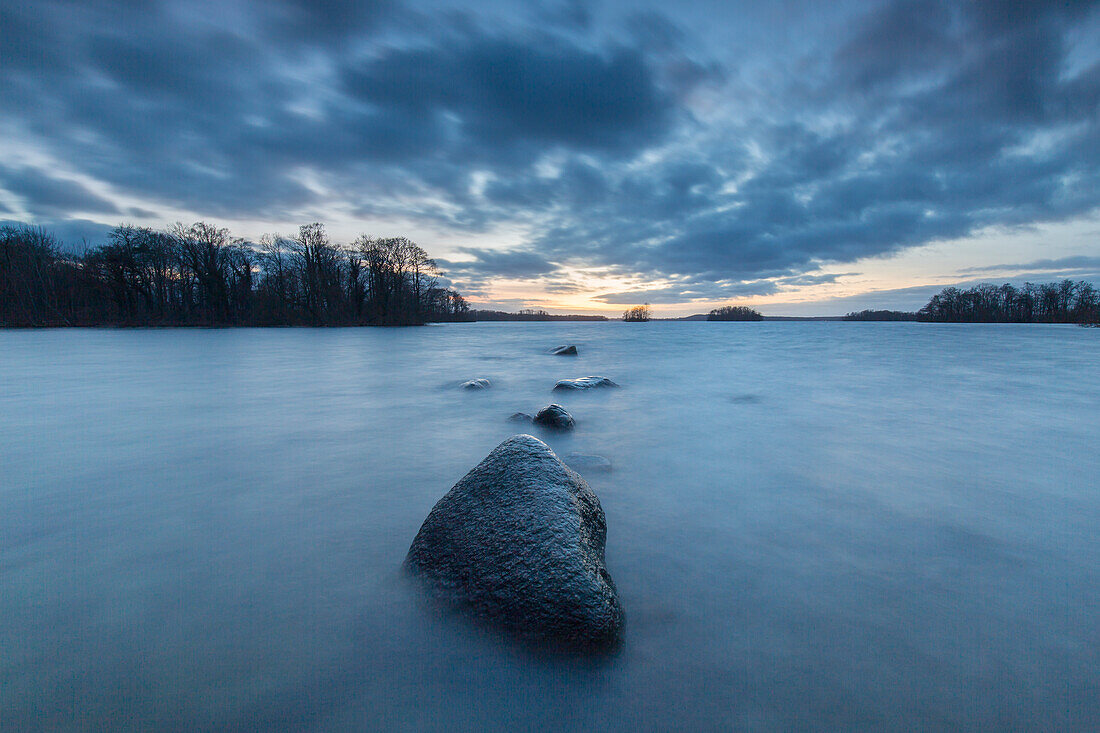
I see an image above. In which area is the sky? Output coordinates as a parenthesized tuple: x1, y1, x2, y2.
(1, 0, 1099, 315)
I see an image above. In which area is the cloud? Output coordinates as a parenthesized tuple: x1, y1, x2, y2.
(520, 0, 1100, 287)
(0, 0, 1098, 301)
(438, 248, 559, 279)
(0, 166, 120, 217)
(0, 218, 117, 250)
(0, 0, 686, 224)
(592, 279, 778, 305)
(339, 33, 680, 157)
(777, 272, 860, 287)
(959, 255, 1100, 274)
(833, 0, 958, 93)
(263, 0, 402, 44)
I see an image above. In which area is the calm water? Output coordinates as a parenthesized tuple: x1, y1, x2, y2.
(2, 323, 1098, 730)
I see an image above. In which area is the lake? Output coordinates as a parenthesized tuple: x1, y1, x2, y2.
(2, 323, 1098, 730)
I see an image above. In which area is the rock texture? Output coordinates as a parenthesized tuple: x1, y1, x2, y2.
(550, 345, 578, 355)
(553, 376, 619, 390)
(462, 378, 492, 390)
(405, 435, 623, 648)
(533, 403, 575, 430)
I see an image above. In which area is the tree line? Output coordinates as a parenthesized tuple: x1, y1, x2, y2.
(0, 222, 470, 327)
(844, 310, 918, 321)
(917, 280, 1099, 324)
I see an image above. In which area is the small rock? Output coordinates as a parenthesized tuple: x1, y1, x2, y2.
(564, 453, 612, 473)
(462, 378, 492, 390)
(507, 412, 533, 423)
(533, 404, 575, 430)
(550, 345, 578, 355)
(553, 376, 619, 390)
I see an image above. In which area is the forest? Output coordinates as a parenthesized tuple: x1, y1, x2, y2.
(917, 281, 1100, 324)
(0, 223, 470, 327)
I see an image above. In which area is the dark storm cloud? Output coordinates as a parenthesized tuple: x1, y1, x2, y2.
(0, 0, 683, 221)
(833, 0, 958, 93)
(1, 0, 1099, 295)
(340, 34, 675, 153)
(522, 0, 1100, 287)
(264, 0, 402, 42)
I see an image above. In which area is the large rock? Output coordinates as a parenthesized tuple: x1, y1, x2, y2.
(553, 376, 619, 390)
(405, 435, 624, 648)
(462, 378, 492, 390)
(550, 345, 578, 356)
(533, 403, 575, 430)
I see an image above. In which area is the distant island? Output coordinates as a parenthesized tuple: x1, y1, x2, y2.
(467, 309, 607, 322)
(844, 310, 919, 321)
(707, 306, 764, 321)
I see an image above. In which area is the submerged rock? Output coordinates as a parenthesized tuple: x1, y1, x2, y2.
(462, 378, 492, 390)
(507, 412, 533, 423)
(564, 452, 612, 473)
(550, 345, 578, 356)
(533, 403, 575, 430)
(405, 435, 624, 648)
(553, 376, 619, 390)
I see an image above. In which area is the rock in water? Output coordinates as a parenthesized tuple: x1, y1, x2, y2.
(533, 403, 575, 430)
(462, 378, 492, 390)
(507, 412, 533, 423)
(405, 435, 624, 648)
(553, 376, 619, 390)
(564, 452, 612, 473)
(550, 345, 578, 355)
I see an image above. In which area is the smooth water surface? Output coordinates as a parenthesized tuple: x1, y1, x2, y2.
(2, 323, 1098, 730)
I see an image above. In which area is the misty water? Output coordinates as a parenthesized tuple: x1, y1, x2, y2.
(2, 323, 1098, 730)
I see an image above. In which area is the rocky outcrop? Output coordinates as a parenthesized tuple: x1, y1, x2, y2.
(553, 376, 619, 390)
(405, 435, 623, 648)
(462, 378, 492, 390)
(533, 403, 575, 430)
(550, 345, 578, 355)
